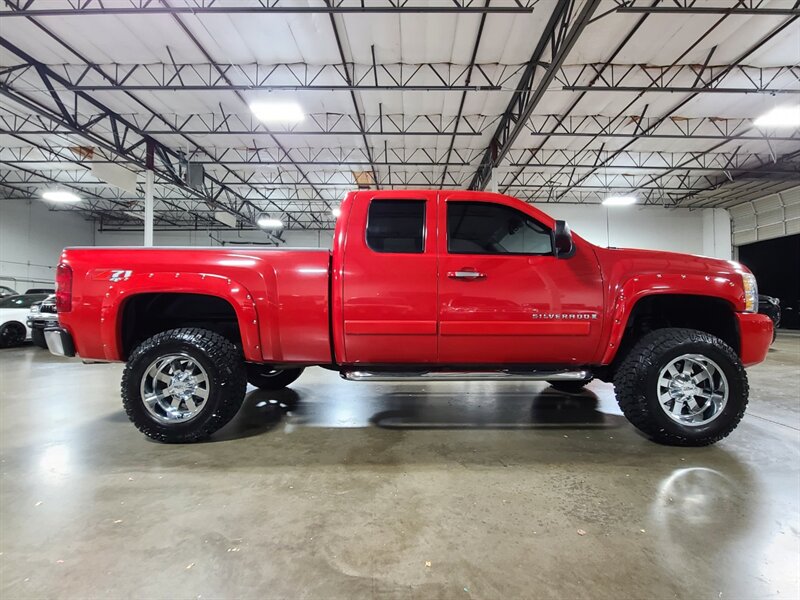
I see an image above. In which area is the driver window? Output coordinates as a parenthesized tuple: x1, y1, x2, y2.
(447, 201, 552, 255)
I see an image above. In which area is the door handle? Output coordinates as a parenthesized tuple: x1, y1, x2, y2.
(448, 270, 486, 280)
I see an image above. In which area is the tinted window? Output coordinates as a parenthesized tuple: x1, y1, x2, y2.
(0, 294, 49, 309)
(448, 201, 552, 255)
(366, 200, 426, 253)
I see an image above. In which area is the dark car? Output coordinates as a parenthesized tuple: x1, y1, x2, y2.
(758, 294, 781, 342)
(0, 285, 18, 298)
(25, 288, 55, 294)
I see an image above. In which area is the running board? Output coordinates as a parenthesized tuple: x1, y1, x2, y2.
(340, 369, 591, 382)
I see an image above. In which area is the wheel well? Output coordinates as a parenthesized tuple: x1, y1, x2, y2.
(614, 294, 739, 368)
(120, 293, 241, 359)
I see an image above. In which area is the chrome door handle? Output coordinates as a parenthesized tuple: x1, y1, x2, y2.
(448, 270, 486, 280)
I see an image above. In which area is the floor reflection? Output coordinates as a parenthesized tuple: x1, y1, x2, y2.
(219, 380, 625, 440)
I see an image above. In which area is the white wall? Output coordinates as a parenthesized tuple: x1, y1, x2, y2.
(0, 199, 95, 293)
(533, 204, 732, 259)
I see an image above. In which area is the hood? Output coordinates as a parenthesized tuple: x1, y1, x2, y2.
(594, 246, 747, 278)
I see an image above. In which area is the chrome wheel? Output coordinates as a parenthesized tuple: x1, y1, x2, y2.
(657, 353, 728, 427)
(140, 353, 210, 424)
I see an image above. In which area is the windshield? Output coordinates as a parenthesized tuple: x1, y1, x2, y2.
(0, 294, 49, 309)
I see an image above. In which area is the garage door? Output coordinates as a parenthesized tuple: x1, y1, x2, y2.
(730, 186, 800, 247)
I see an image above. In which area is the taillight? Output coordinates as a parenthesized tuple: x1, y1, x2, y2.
(56, 263, 73, 313)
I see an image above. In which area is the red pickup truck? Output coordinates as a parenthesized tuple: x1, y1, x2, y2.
(46, 190, 772, 446)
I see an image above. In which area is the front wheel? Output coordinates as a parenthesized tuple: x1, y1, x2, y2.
(246, 365, 304, 390)
(0, 322, 26, 348)
(31, 328, 47, 349)
(614, 328, 748, 446)
(121, 328, 247, 443)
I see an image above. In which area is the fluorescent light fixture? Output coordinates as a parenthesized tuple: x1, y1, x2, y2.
(602, 195, 637, 206)
(256, 213, 283, 230)
(754, 105, 800, 128)
(42, 190, 81, 203)
(332, 206, 342, 218)
(249, 101, 304, 124)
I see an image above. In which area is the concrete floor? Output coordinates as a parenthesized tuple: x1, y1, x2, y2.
(1, 335, 798, 599)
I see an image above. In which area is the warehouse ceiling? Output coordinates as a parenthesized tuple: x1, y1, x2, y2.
(0, 0, 799, 231)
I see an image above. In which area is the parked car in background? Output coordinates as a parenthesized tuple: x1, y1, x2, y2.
(758, 295, 781, 342)
(0, 293, 49, 348)
(0, 285, 18, 298)
(25, 288, 55, 295)
(27, 294, 57, 349)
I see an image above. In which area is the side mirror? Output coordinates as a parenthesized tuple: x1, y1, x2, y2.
(552, 220, 575, 259)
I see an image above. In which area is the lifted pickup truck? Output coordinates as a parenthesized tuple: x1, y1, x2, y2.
(47, 190, 772, 446)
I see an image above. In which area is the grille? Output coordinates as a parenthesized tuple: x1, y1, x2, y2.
(39, 303, 57, 314)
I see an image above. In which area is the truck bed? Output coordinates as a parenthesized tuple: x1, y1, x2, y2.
(58, 246, 332, 363)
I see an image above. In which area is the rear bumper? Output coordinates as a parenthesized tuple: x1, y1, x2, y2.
(44, 327, 76, 358)
(737, 312, 773, 367)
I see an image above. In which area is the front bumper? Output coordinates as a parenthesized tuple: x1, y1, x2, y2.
(44, 327, 76, 358)
(736, 312, 773, 367)
(27, 316, 59, 330)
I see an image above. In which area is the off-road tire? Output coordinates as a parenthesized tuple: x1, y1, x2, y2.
(246, 365, 304, 390)
(0, 322, 26, 348)
(31, 328, 47, 349)
(121, 328, 247, 443)
(614, 328, 748, 446)
(547, 378, 593, 393)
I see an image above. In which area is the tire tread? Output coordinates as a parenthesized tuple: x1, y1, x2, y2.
(121, 328, 246, 443)
(613, 327, 748, 446)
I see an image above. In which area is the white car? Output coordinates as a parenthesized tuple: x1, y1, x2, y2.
(0, 294, 49, 348)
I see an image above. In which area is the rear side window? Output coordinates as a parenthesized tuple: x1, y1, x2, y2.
(447, 201, 552, 255)
(366, 200, 426, 253)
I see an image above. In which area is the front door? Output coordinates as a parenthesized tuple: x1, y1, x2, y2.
(341, 192, 438, 364)
(437, 194, 604, 366)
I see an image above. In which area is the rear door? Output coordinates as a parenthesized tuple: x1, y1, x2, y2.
(340, 192, 438, 363)
(437, 194, 604, 365)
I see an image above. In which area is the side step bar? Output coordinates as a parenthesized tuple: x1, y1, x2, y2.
(341, 369, 591, 382)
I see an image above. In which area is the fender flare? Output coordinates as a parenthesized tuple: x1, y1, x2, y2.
(99, 271, 261, 361)
(600, 272, 742, 365)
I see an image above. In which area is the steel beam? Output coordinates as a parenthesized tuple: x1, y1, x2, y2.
(469, 0, 602, 190)
(0, 1, 539, 16)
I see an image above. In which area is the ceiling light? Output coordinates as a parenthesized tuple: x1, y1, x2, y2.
(256, 213, 283, 230)
(602, 195, 637, 206)
(42, 190, 81, 203)
(754, 105, 800, 128)
(249, 101, 304, 124)
(332, 206, 342, 218)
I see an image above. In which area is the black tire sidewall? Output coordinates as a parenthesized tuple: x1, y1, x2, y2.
(0, 322, 25, 348)
(641, 340, 745, 442)
(123, 335, 240, 442)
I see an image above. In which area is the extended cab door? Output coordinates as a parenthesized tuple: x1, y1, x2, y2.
(437, 193, 604, 365)
(339, 191, 438, 363)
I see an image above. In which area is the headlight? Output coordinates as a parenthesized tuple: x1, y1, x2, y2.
(742, 273, 758, 313)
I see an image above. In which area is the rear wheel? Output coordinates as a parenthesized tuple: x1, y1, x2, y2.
(614, 328, 747, 446)
(246, 365, 304, 390)
(547, 378, 593, 393)
(0, 322, 26, 348)
(121, 328, 247, 443)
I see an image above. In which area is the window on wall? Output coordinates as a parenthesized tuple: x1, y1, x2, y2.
(447, 201, 552, 255)
(366, 200, 426, 253)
